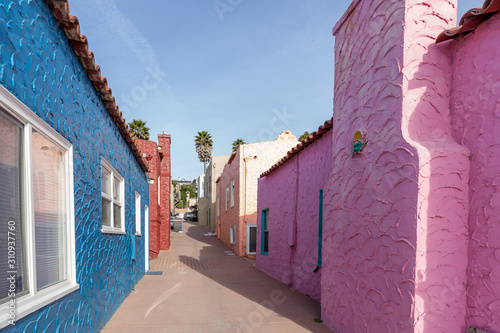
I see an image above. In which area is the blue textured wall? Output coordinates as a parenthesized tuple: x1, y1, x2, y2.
(0, 0, 149, 331)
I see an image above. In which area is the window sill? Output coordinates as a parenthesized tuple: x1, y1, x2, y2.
(135, 233, 142, 237)
(261, 252, 269, 256)
(0, 281, 79, 329)
(102, 228, 126, 235)
(230, 242, 236, 245)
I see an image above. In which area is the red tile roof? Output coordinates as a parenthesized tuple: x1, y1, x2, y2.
(46, 0, 148, 172)
(260, 118, 333, 178)
(436, 0, 500, 43)
(227, 152, 237, 165)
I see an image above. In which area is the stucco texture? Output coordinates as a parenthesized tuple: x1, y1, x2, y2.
(136, 135, 171, 259)
(257, 129, 332, 302)
(199, 155, 229, 232)
(450, 13, 500, 332)
(1, 1, 148, 331)
(323, 0, 469, 332)
(217, 132, 299, 256)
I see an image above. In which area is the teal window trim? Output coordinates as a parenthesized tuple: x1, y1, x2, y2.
(317, 189, 323, 267)
(261, 208, 269, 255)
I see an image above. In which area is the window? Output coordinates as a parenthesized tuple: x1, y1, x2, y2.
(208, 176, 212, 194)
(101, 158, 124, 233)
(135, 192, 141, 235)
(261, 209, 269, 255)
(225, 185, 229, 211)
(0, 89, 78, 328)
(230, 225, 236, 245)
(230, 178, 235, 208)
(247, 224, 257, 255)
(217, 195, 220, 216)
(208, 208, 211, 227)
(318, 189, 323, 267)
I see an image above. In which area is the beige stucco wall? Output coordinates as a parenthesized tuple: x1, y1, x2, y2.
(217, 131, 299, 256)
(198, 155, 230, 231)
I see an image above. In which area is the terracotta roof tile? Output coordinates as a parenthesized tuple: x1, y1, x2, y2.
(227, 152, 237, 165)
(45, 0, 148, 172)
(260, 118, 333, 178)
(436, 0, 500, 43)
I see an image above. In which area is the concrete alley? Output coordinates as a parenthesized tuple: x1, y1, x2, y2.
(102, 222, 331, 333)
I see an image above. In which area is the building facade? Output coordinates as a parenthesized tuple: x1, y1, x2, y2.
(0, 0, 149, 331)
(256, 120, 332, 302)
(319, 0, 500, 332)
(216, 131, 298, 257)
(136, 135, 171, 260)
(198, 155, 230, 232)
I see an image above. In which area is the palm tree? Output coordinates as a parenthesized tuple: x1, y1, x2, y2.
(299, 131, 311, 142)
(194, 131, 213, 171)
(128, 119, 150, 140)
(232, 138, 245, 152)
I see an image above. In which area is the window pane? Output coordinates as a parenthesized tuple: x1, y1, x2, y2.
(113, 177, 121, 201)
(113, 204, 122, 228)
(264, 231, 269, 253)
(0, 112, 27, 301)
(230, 226, 235, 244)
(249, 226, 257, 253)
(32, 130, 66, 290)
(101, 166, 111, 196)
(102, 198, 111, 227)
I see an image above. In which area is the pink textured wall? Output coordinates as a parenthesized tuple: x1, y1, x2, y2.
(216, 151, 242, 255)
(323, 0, 469, 332)
(257, 129, 332, 302)
(449, 13, 500, 332)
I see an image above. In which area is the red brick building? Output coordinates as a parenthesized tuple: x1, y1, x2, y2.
(136, 134, 171, 259)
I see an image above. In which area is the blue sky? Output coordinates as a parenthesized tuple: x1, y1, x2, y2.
(69, 0, 479, 181)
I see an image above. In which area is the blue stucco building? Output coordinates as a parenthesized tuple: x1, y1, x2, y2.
(0, 0, 149, 331)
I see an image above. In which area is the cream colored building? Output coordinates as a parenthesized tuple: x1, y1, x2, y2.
(216, 131, 299, 257)
(198, 155, 230, 232)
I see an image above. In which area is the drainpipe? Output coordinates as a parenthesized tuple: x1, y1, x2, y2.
(289, 153, 299, 286)
(242, 146, 257, 256)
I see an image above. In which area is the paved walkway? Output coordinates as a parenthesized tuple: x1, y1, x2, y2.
(102, 222, 332, 333)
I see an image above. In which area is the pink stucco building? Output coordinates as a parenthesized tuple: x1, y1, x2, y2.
(319, 0, 500, 332)
(254, 0, 500, 332)
(216, 131, 299, 257)
(256, 119, 333, 302)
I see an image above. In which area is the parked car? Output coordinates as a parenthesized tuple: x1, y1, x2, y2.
(170, 213, 174, 229)
(183, 212, 198, 221)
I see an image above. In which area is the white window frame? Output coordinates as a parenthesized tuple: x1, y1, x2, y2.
(0, 86, 78, 329)
(230, 225, 236, 245)
(225, 185, 229, 211)
(135, 192, 141, 236)
(246, 224, 257, 255)
(101, 158, 125, 234)
(230, 178, 235, 208)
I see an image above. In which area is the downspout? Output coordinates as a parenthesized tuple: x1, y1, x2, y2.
(243, 145, 246, 256)
(242, 145, 257, 256)
(289, 153, 299, 286)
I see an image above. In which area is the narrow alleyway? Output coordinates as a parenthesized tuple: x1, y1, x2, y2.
(102, 222, 331, 332)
